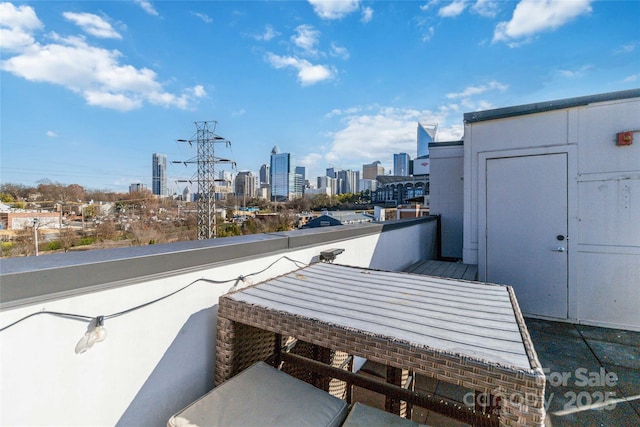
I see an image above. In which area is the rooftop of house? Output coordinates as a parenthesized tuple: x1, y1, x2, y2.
(0, 217, 638, 426)
(463, 88, 640, 123)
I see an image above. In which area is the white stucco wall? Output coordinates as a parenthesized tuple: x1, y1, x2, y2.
(0, 219, 437, 427)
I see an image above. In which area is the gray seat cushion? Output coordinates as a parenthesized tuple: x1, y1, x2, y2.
(342, 402, 424, 427)
(168, 362, 349, 427)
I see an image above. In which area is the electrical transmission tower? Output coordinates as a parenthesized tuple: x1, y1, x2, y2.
(174, 121, 235, 240)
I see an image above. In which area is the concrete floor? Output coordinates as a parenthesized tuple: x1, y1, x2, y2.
(525, 318, 640, 426)
(386, 318, 640, 426)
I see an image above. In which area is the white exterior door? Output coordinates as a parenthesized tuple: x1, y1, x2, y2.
(485, 153, 568, 318)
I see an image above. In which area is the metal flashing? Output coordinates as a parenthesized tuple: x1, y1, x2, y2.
(428, 140, 463, 148)
(464, 88, 640, 124)
(0, 217, 435, 308)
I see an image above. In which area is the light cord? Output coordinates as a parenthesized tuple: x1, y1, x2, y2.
(1, 255, 309, 332)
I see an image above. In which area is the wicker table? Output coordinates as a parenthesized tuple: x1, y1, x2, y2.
(215, 263, 545, 427)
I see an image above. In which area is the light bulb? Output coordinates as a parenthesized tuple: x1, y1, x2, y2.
(94, 325, 107, 342)
(75, 316, 107, 354)
(75, 330, 97, 354)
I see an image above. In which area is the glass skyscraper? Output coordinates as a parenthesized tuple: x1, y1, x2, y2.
(152, 153, 168, 196)
(259, 164, 270, 185)
(393, 153, 411, 176)
(270, 149, 291, 202)
(417, 123, 437, 158)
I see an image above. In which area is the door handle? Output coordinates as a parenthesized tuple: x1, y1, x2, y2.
(551, 246, 566, 252)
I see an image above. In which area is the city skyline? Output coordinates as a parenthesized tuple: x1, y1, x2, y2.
(2, 1, 638, 192)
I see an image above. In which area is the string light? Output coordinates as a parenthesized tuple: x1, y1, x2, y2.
(75, 316, 107, 354)
(0, 255, 315, 353)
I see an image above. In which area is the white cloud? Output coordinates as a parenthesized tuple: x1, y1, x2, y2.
(557, 65, 592, 78)
(623, 74, 639, 83)
(471, 0, 500, 18)
(421, 26, 435, 42)
(1, 8, 206, 112)
(308, 0, 360, 20)
(299, 104, 465, 180)
(63, 12, 122, 39)
(493, 0, 592, 45)
(420, 1, 439, 12)
(232, 108, 246, 118)
(330, 42, 349, 60)
(191, 12, 212, 24)
(266, 53, 335, 86)
(133, 0, 159, 16)
(319, 105, 459, 174)
(0, 2, 43, 51)
(297, 153, 324, 177)
(361, 7, 373, 23)
(85, 90, 142, 111)
(439, 1, 467, 18)
(253, 25, 279, 41)
(614, 43, 637, 55)
(46, 130, 57, 137)
(436, 124, 464, 141)
(292, 24, 320, 56)
(446, 81, 508, 99)
(192, 85, 206, 98)
(461, 98, 494, 111)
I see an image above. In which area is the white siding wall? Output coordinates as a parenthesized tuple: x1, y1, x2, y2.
(429, 144, 464, 259)
(463, 96, 640, 330)
(574, 99, 640, 329)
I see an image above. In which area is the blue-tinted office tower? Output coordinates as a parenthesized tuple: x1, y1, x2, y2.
(394, 153, 411, 176)
(270, 146, 302, 201)
(270, 146, 289, 202)
(417, 123, 438, 158)
(152, 153, 168, 196)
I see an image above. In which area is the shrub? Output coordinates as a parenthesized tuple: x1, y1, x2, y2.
(78, 237, 96, 246)
(47, 241, 62, 251)
(1, 242, 13, 257)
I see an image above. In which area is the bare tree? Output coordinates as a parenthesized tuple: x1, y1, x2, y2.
(59, 227, 78, 252)
(95, 220, 117, 242)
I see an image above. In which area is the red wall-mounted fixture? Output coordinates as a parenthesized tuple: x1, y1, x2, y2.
(617, 131, 634, 146)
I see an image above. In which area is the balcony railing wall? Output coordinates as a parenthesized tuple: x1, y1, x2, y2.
(0, 217, 437, 427)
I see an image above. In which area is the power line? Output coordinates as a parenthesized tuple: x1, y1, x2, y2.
(174, 121, 236, 239)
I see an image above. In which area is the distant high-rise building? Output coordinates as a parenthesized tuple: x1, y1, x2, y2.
(317, 176, 337, 196)
(259, 164, 270, 185)
(295, 166, 306, 182)
(326, 167, 338, 179)
(359, 179, 377, 192)
(337, 170, 360, 194)
(129, 183, 146, 193)
(362, 161, 384, 180)
(270, 149, 289, 202)
(417, 123, 437, 158)
(152, 153, 168, 196)
(393, 153, 411, 176)
(235, 171, 255, 199)
(270, 147, 301, 201)
(219, 170, 233, 196)
(295, 166, 306, 195)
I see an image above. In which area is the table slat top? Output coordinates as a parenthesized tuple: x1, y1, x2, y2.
(227, 263, 532, 369)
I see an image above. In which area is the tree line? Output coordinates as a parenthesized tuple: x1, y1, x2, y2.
(0, 181, 373, 258)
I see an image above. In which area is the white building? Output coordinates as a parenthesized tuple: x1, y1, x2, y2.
(430, 89, 640, 330)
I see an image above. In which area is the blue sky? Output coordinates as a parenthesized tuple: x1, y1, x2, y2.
(1, 0, 638, 193)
